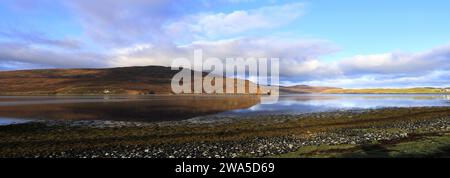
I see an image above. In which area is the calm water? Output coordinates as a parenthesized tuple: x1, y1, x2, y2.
(0, 118, 30, 126)
(220, 94, 450, 116)
(0, 94, 449, 125)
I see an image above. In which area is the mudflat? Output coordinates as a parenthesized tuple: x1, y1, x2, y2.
(0, 107, 449, 158)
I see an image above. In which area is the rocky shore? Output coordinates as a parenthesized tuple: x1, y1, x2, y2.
(0, 107, 449, 158)
(39, 117, 449, 158)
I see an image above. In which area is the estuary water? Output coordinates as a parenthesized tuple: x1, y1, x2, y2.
(219, 94, 450, 116)
(0, 94, 449, 125)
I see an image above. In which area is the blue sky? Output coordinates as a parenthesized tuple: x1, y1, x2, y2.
(0, 0, 450, 88)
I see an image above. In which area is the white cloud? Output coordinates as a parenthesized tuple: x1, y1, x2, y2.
(66, 0, 185, 46)
(165, 2, 304, 40)
(282, 59, 342, 79)
(285, 44, 450, 87)
(108, 37, 338, 74)
(340, 44, 450, 76)
(0, 42, 106, 69)
(0, 30, 82, 49)
(300, 70, 450, 88)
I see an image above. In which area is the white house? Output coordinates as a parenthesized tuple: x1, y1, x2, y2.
(103, 89, 111, 94)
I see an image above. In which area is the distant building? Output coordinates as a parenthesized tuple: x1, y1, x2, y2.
(103, 89, 111, 94)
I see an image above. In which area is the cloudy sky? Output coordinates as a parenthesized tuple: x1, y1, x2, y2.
(0, 0, 450, 88)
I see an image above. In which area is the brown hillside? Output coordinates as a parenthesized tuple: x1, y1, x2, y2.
(0, 66, 265, 95)
(280, 85, 341, 94)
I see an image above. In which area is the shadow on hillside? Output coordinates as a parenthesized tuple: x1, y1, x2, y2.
(340, 142, 450, 158)
(340, 144, 391, 158)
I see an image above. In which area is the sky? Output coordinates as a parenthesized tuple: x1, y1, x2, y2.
(0, 0, 450, 88)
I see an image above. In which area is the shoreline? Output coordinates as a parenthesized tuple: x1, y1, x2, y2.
(0, 107, 449, 158)
(0, 91, 449, 97)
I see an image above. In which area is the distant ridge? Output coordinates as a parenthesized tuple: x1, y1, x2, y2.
(1, 66, 447, 95)
(279, 85, 450, 94)
(321, 87, 450, 94)
(280, 85, 341, 94)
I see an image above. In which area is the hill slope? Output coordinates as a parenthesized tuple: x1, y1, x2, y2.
(280, 85, 341, 94)
(0, 66, 265, 95)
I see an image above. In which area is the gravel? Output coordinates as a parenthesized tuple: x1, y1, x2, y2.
(33, 116, 449, 158)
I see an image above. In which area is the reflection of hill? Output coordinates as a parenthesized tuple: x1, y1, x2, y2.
(0, 96, 260, 122)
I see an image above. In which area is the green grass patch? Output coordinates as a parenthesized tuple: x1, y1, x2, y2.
(388, 135, 450, 157)
(275, 134, 450, 158)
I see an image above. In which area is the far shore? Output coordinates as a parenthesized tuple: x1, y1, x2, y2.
(321, 87, 450, 94)
(0, 91, 449, 97)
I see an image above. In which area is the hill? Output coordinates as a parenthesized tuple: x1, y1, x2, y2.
(280, 85, 341, 94)
(1, 66, 447, 95)
(0, 66, 266, 95)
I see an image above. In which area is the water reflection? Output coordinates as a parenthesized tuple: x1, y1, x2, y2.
(220, 94, 450, 116)
(443, 94, 450, 101)
(0, 94, 449, 123)
(0, 96, 260, 122)
(0, 117, 30, 126)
